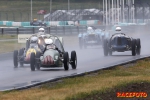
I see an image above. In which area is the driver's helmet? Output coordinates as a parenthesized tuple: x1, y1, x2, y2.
(87, 27, 94, 33)
(38, 28, 45, 34)
(115, 26, 121, 31)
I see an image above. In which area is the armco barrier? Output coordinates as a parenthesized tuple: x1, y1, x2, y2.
(0, 24, 149, 35)
(0, 26, 87, 35)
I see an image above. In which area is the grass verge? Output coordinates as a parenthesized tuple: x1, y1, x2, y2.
(0, 58, 150, 100)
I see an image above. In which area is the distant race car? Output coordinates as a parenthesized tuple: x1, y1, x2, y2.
(78, 27, 102, 49)
(103, 27, 141, 56)
(30, 35, 77, 71)
(30, 19, 47, 27)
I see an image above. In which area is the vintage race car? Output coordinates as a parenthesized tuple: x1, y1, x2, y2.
(13, 33, 65, 68)
(30, 35, 77, 71)
(30, 19, 47, 27)
(13, 34, 43, 67)
(103, 33, 141, 56)
(78, 27, 101, 49)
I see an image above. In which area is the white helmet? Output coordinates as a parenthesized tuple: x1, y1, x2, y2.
(115, 27, 121, 31)
(39, 28, 45, 33)
(87, 27, 93, 30)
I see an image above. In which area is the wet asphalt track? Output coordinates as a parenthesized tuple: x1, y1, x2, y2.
(0, 33, 150, 91)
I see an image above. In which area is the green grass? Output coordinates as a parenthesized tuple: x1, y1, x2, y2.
(0, 34, 17, 39)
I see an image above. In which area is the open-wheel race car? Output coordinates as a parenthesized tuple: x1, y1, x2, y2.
(13, 34, 77, 71)
(78, 27, 101, 49)
(103, 27, 141, 56)
(13, 34, 44, 67)
(30, 35, 77, 71)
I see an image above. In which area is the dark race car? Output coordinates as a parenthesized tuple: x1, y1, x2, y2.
(30, 19, 47, 27)
(103, 33, 141, 56)
(78, 27, 101, 49)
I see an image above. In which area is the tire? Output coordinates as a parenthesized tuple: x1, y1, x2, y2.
(13, 50, 18, 68)
(103, 39, 108, 56)
(63, 52, 69, 70)
(36, 52, 41, 70)
(26, 40, 29, 49)
(136, 38, 141, 55)
(71, 51, 77, 69)
(19, 48, 24, 67)
(132, 39, 136, 56)
(30, 52, 35, 71)
(83, 40, 87, 49)
(109, 50, 112, 56)
(79, 38, 83, 49)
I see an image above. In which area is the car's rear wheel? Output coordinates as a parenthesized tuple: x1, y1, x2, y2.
(19, 48, 24, 67)
(30, 52, 35, 71)
(136, 38, 141, 55)
(36, 52, 41, 70)
(13, 50, 18, 68)
(71, 51, 77, 69)
(103, 39, 108, 56)
(132, 39, 136, 56)
(63, 52, 69, 70)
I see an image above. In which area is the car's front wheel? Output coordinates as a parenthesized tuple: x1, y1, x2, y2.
(103, 39, 108, 56)
(63, 52, 69, 70)
(132, 39, 136, 56)
(19, 48, 24, 67)
(13, 50, 18, 68)
(30, 53, 35, 71)
(71, 51, 77, 69)
(136, 38, 141, 55)
(36, 52, 41, 70)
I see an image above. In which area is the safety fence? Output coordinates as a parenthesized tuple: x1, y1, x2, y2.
(0, 24, 149, 35)
(0, 20, 100, 27)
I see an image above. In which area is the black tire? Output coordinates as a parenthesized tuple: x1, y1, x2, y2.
(13, 50, 18, 68)
(30, 53, 35, 71)
(71, 51, 77, 69)
(36, 52, 41, 70)
(79, 38, 83, 49)
(83, 40, 87, 49)
(26, 40, 29, 49)
(63, 52, 69, 70)
(136, 38, 141, 55)
(109, 50, 112, 56)
(103, 39, 108, 56)
(132, 39, 136, 56)
(19, 48, 24, 67)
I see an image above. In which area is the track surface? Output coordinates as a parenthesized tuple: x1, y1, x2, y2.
(0, 32, 150, 91)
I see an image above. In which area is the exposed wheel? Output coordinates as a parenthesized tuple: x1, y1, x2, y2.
(103, 39, 108, 56)
(79, 38, 83, 49)
(13, 50, 18, 67)
(109, 50, 112, 56)
(26, 40, 29, 49)
(83, 39, 87, 49)
(132, 39, 136, 56)
(30, 52, 35, 71)
(63, 52, 69, 70)
(136, 38, 141, 55)
(71, 51, 77, 69)
(19, 48, 24, 67)
(36, 52, 41, 70)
